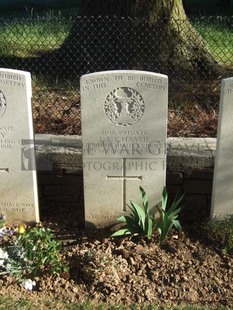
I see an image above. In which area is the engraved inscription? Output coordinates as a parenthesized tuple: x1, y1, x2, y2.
(104, 87, 145, 127)
(0, 73, 25, 88)
(0, 91, 6, 118)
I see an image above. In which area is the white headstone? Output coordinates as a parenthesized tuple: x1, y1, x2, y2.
(211, 77, 233, 219)
(81, 70, 168, 228)
(0, 68, 39, 224)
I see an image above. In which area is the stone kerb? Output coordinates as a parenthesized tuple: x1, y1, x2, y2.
(35, 135, 215, 174)
(35, 134, 215, 223)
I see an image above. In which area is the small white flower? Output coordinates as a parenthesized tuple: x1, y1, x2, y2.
(0, 248, 8, 260)
(23, 279, 36, 291)
(0, 228, 4, 236)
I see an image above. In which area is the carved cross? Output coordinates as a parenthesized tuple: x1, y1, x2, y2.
(106, 158, 142, 211)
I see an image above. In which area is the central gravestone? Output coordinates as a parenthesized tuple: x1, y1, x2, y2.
(0, 68, 39, 224)
(81, 70, 168, 228)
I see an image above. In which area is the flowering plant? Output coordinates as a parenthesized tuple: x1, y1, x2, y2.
(0, 217, 68, 290)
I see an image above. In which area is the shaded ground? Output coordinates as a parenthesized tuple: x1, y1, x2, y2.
(33, 86, 82, 135)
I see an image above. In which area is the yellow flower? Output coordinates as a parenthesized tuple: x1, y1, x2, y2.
(18, 224, 26, 234)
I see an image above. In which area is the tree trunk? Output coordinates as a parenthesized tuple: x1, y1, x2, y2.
(80, 0, 133, 16)
(78, 0, 222, 77)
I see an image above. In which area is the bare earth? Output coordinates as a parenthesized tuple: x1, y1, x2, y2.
(1, 219, 233, 308)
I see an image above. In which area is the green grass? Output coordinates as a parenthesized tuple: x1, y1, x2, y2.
(0, 296, 231, 310)
(0, 3, 81, 18)
(0, 15, 232, 67)
(0, 16, 72, 58)
(192, 16, 233, 66)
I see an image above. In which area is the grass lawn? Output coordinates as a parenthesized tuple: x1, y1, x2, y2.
(191, 16, 233, 66)
(0, 296, 231, 310)
(0, 16, 72, 57)
(0, 14, 231, 65)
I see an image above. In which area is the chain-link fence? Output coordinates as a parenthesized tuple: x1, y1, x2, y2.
(0, 15, 232, 136)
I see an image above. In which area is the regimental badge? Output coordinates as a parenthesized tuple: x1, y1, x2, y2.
(0, 91, 7, 118)
(104, 87, 145, 127)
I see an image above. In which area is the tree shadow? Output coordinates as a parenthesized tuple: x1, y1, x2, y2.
(1, 16, 228, 82)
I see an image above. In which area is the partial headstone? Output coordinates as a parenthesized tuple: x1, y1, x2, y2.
(81, 70, 168, 228)
(0, 68, 39, 224)
(211, 77, 233, 219)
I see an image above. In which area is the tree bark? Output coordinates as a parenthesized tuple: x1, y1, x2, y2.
(78, 0, 222, 77)
(80, 0, 189, 19)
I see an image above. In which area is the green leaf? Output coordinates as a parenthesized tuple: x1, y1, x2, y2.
(127, 203, 139, 222)
(111, 228, 132, 237)
(172, 219, 182, 232)
(125, 216, 141, 229)
(120, 215, 142, 230)
(167, 194, 184, 217)
(116, 215, 128, 223)
(161, 187, 168, 211)
(139, 186, 149, 213)
(147, 218, 154, 239)
(168, 207, 182, 220)
(130, 201, 146, 230)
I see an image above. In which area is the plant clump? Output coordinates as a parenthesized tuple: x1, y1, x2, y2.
(111, 186, 184, 243)
(0, 217, 68, 290)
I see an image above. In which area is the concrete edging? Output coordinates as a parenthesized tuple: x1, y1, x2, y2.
(35, 134, 216, 173)
(35, 134, 216, 222)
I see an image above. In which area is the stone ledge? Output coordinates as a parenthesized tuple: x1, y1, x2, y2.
(35, 134, 216, 173)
